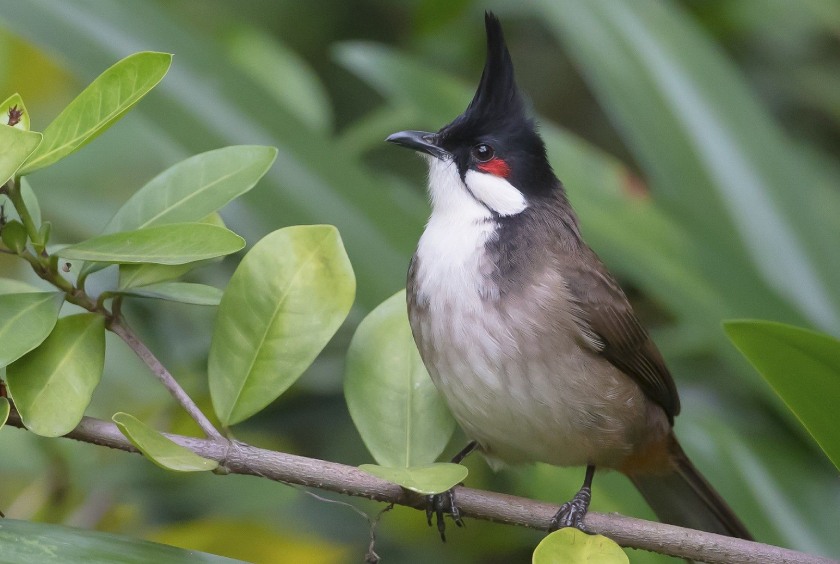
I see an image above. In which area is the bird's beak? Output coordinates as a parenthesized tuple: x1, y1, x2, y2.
(386, 130, 451, 160)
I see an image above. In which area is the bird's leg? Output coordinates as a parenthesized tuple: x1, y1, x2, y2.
(549, 464, 595, 532)
(426, 441, 477, 541)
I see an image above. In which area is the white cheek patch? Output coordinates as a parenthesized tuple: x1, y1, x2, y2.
(464, 169, 527, 216)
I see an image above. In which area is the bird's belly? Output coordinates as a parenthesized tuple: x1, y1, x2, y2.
(411, 296, 652, 469)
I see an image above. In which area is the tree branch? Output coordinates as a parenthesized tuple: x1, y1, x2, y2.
(4, 409, 834, 564)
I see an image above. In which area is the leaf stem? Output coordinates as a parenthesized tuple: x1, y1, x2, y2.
(107, 314, 225, 441)
(6, 177, 42, 247)
(96, 291, 115, 310)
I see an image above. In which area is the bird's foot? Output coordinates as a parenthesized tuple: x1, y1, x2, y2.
(548, 485, 592, 532)
(425, 487, 464, 542)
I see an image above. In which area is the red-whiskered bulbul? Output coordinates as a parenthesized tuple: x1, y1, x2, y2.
(386, 12, 752, 541)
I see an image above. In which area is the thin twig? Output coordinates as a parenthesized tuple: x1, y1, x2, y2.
(366, 503, 394, 563)
(297, 488, 392, 563)
(4, 409, 835, 564)
(106, 316, 224, 441)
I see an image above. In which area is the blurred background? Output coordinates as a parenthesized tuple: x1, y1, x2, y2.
(1, 0, 839, 562)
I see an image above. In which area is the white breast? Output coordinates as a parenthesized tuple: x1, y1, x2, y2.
(414, 158, 498, 308)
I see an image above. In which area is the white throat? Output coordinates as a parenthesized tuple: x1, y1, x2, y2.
(414, 157, 525, 307)
(425, 157, 527, 218)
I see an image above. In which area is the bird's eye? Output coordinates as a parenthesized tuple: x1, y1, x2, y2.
(471, 143, 495, 162)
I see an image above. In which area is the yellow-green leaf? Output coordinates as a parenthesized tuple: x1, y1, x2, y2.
(147, 519, 349, 564)
(359, 463, 467, 495)
(6, 314, 105, 437)
(0, 519, 239, 563)
(115, 216, 225, 289)
(0, 292, 64, 368)
(116, 282, 223, 306)
(533, 529, 628, 564)
(209, 225, 355, 426)
(0, 279, 43, 294)
(58, 223, 244, 265)
(1, 220, 27, 253)
(345, 290, 455, 467)
(19, 52, 172, 174)
(0, 121, 41, 185)
(118, 261, 210, 290)
(104, 145, 277, 233)
(113, 412, 218, 472)
(20, 178, 41, 231)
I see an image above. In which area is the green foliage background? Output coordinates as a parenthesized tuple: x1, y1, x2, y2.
(1, 1, 839, 562)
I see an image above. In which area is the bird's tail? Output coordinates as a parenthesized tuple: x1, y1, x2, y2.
(627, 435, 753, 540)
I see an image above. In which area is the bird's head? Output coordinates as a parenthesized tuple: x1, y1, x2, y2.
(387, 12, 556, 218)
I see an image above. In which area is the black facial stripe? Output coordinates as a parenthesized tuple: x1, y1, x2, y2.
(463, 179, 495, 216)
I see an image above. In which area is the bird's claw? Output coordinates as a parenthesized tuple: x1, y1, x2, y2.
(548, 486, 592, 532)
(425, 488, 464, 541)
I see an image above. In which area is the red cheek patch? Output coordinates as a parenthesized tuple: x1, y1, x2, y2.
(477, 157, 511, 178)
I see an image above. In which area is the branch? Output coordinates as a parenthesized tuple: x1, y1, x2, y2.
(106, 315, 224, 441)
(4, 410, 834, 564)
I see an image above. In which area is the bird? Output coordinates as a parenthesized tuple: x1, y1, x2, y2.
(386, 12, 752, 542)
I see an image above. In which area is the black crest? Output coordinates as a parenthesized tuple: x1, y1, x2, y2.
(438, 12, 556, 197)
(464, 12, 526, 126)
(441, 12, 530, 143)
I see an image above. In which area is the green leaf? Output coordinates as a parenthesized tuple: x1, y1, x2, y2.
(79, 146, 261, 280)
(0, 518, 240, 563)
(227, 28, 332, 132)
(6, 313, 105, 437)
(1, 92, 30, 130)
(0, 396, 8, 429)
(19, 51, 172, 174)
(532, 529, 628, 564)
(0, 279, 42, 294)
(116, 282, 223, 306)
(345, 290, 455, 467)
(724, 320, 840, 471)
(115, 215, 225, 288)
(58, 223, 245, 265)
(113, 412, 219, 472)
(209, 225, 355, 426)
(537, 0, 840, 332)
(20, 177, 41, 230)
(37, 221, 51, 247)
(358, 463, 468, 495)
(1, 220, 27, 253)
(334, 42, 467, 124)
(0, 292, 64, 368)
(0, 120, 42, 185)
(118, 261, 209, 290)
(104, 145, 277, 233)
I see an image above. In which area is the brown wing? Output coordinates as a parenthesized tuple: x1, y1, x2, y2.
(563, 250, 680, 422)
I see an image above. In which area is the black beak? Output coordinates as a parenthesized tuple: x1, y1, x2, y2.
(385, 130, 451, 160)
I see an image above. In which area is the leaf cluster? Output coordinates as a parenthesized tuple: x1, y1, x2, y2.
(0, 46, 458, 562)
